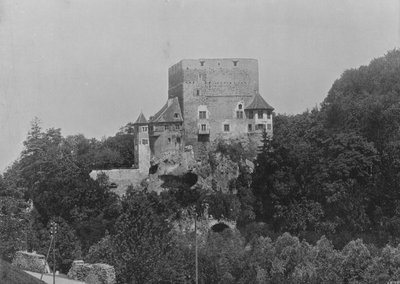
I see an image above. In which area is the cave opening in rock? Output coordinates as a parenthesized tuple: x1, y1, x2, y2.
(160, 172, 198, 188)
(211, 222, 230, 233)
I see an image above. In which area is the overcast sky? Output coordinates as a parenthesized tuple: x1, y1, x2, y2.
(0, 0, 399, 172)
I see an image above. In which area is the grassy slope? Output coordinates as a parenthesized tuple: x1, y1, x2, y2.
(0, 259, 45, 284)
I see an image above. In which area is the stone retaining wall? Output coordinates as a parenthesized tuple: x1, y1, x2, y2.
(68, 261, 116, 284)
(12, 251, 50, 273)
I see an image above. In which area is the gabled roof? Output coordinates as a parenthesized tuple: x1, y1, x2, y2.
(149, 97, 183, 123)
(133, 112, 148, 125)
(245, 93, 274, 111)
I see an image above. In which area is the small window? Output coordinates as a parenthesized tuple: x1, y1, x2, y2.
(199, 111, 207, 119)
(248, 124, 252, 132)
(200, 61, 205, 66)
(224, 124, 230, 132)
(141, 139, 148, 145)
(267, 113, 271, 119)
(256, 124, 265, 131)
(174, 113, 179, 118)
(165, 125, 169, 131)
(196, 89, 200, 96)
(258, 111, 263, 119)
(236, 111, 243, 119)
(267, 124, 272, 130)
(233, 60, 238, 66)
(141, 126, 148, 132)
(175, 124, 181, 130)
(201, 124, 206, 131)
(177, 137, 181, 143)
(168, 138, 171, 144)
(238, 104, 242, 110)
(248, 111, 254, 119)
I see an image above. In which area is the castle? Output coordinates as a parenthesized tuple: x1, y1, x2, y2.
(133, 58, 274, 170)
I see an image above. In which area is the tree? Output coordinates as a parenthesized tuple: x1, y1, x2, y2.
(0, 197, 28, 261)
(109, 191, 175, 283)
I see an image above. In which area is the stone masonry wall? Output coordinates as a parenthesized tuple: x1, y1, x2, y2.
(168, 58, 261, 151)
(12, 251, 50, 274)
(68, 261, 116, 284)
(90, 169, 147, 196)
(150, 128, 183, 159)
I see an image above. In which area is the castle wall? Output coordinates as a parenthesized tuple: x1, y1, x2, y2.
(168, 59, 260, 148)
(150, 127, 183, 159)
(169, 58, 258, 116)
(90, 169, 147, 196)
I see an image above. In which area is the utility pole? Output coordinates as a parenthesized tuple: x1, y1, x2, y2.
(40, 235, 53, 280)
(50, 221, 58, 284)
(195, 213, 198, 284)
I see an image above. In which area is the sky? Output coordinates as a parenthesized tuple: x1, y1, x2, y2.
(0, 0, 399, 172)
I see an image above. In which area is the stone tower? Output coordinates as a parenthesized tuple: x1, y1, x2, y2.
(133, 112, 151, 173)
(167, 58, 273, 149)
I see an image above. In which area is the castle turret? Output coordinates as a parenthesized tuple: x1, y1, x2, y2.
(245, 93, 274, 136)
(133, 112, 150, 172)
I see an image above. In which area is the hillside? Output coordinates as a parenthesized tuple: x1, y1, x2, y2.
(0, 259, 46, 284)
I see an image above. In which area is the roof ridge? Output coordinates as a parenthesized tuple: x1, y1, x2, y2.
(134, 112, 148, 124)
(245, 93, 274, 110)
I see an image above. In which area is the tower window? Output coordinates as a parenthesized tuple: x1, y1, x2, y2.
(141, 139, 148, 145)
(248, 111, 254, 119)
(199, 111, 206, 119)
(236, 111, 243, 119)
(177, 137, 181, 143)
(175, 124, 181, 130)
(165, 125, 169, 131)
(200, 61, 205, 66)
(174, 113, 179, 118)
(141, 126, 148, 132)
(168, 138, 171, 144)
(224, 124, 230, 132)
(233, 60, 238, 66)
(196, 89, 200, 96)
(248, 124, 252, 132)
(238, 104, 242, 109)
(258, 111, 263, 119)
(256, 124, 265, 131)
(267, 113, 271, 119)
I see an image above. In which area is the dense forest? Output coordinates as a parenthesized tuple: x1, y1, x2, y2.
(1, 49, 400, 283)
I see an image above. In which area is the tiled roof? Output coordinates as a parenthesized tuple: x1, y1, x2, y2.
(149, 97, 183, 123)
(245, 93, 274, 110)
(133, 112, 148, 124)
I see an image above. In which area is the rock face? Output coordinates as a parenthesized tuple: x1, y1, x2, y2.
(12, 251, 50, 273)
(145, 144, 247, 195)
(67, 261, 116, 284)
